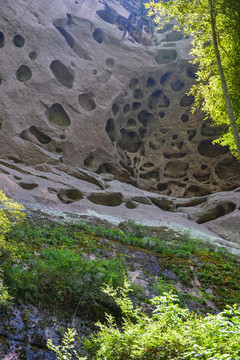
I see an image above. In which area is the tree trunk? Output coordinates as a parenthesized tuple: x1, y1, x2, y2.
(209, 0, 240, 159)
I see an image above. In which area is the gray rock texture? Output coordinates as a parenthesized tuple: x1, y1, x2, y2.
(0, 0, 240, 198)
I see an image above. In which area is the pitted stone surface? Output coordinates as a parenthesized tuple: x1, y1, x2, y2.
(0, 0, 240, 199)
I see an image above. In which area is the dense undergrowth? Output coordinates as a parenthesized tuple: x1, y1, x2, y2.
(47, 280, 240, 360)
(1, 217, 240, 317)
(1, 192, 240, 359)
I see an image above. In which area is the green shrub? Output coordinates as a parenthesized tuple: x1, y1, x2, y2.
(50, 279, 240, 359)
(0, 191, 25, 307)
(83, 280, 240, 360)
(3, 246, 126, 316)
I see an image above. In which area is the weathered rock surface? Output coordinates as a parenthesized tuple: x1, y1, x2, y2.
(1, 159, 240, 257)
(0, 0, 240, 198)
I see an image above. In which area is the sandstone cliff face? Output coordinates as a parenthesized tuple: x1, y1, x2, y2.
(0, 0, 240, 198)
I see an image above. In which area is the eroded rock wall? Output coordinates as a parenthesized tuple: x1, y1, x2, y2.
(0, 0, 240, 197)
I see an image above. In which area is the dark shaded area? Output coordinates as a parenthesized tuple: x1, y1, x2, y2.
(92, 28, 104, 43)
(118, 129, 142, 152)
(198, 139, 228, 158)
(30, 126, 52, 144)
(78, 93, 96, 111)
(46, 103, 71, 128)
(50, 60, 74, 88)
(0, 31, 4, 47)
(16, 65, 32, 82)
(55, 26, 75, 48)
(13, 34, 25, 47)
(197, 202, 236, 224)
(88, 192, 123, 206)
(105, 118, 117, 142)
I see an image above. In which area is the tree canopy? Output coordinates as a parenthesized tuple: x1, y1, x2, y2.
(146, 0, 240, 159)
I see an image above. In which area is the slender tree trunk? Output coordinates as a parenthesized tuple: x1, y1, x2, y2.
(209, 0, 240, 159)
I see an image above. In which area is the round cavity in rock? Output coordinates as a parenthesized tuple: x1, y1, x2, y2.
(180, 94, 194, 107)
(127, 118, 136, 126)
(201, 164, 208, 170)
(160, 72, 171, 85)
(112, 103, 119, 115)
(132, 102, 141, 111)
(172, 134, 178, 140)
(97, 162, 115, 175)
(215, 158, 240, 179)
(187, 129, 196, 141)
(159, 112, 165, 118)
(139, 127, 147, 138)
(29, 51, 37, 60)
(92, 69, 98, 75)
(187, 67, 197, 79)
(0, 32, 5, 47)
(16, 65, 32, 82)
(138, 110, 154, 127)
(193, 172, 210, 182)
(197, 202, 236, 224)
(125, 201, 137, 209)
(123, 104, 130, 114)
(50, 60, 74, 88)
(198, 139, 228, 157)
(88, 192, 123, 206)
(140, 161, 154, 170)
(30, 126, 52, 144)
(159, 128, 168, 134)
(13, 34, 25, 47)
(105, 118, 117, 142)
(96, 10, 115, 24)
(55, 26, 75, 48)
(149, 137, 165, 150)
(105, 58, 114, 68)
(148, 90, 170, 110)
(84, 153, 96, 167)
(129, 78, 139, 90)
(46, 103, 71, 128)
(139, 170, 159, 181)
(201, 119, 224, 137)
(183, 185, 210, 198)
(19, 182, 39, 190)
(60, 134, 66, 140)
(163, 152, 186, 159)
(92, 28, 104, 43)
(170, 78, 184, 92)
(78, 93, 96, 111)
(164, 161, 189, 178)
(58, 188, 83, 203)
(155, 49, 177, 64)
(181, 113, 189, 122)
(134, 89, 143, 100)
(157, 183, 168, 191)
(146, 77, 155, 87)
(55, 147, 63, 153)
(118, 129, 142, 153)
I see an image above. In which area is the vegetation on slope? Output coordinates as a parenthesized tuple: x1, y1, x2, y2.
(1, 191, 240, 359)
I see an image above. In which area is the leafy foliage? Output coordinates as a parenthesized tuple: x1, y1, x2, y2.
(0, 190, 25, 256)
(0, 191, 25, 307)
(2, 221, 127, 317)
(53, 280, 240, 359)
(47, 328, 86, 360)
(146, 0, 240, 158)
(3, 219, 240, 312)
